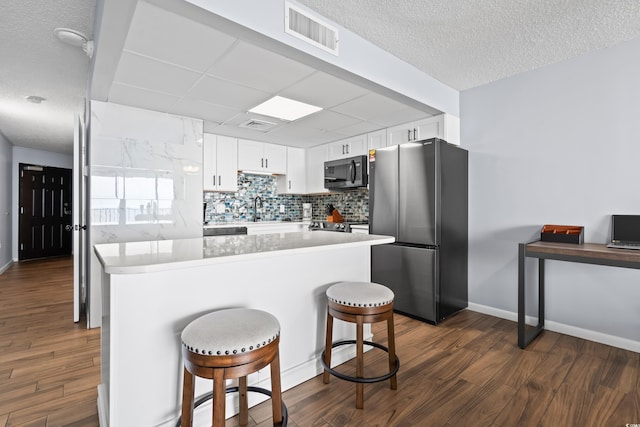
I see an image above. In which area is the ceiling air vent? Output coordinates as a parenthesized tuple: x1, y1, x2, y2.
(285, 2, 339, 55)
(239, 119, 278, 132)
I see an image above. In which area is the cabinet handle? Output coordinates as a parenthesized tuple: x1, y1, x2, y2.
(407, 129, 411, 141)
(413, 128, 417, 141)
(213, 175, 216, 186)
(289, 180, 291, 190)
(218, 176, 221, 186)
(265, 158, 268, 169)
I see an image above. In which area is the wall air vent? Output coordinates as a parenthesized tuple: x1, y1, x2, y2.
(239, 119, 278, 132)
(285, 2, 339, 55)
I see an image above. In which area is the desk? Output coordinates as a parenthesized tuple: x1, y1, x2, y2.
(518, 241, 640, 349)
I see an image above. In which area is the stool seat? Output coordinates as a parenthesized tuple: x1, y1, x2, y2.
(326, 281, 394, 307)
(179, 308, 286, 427)
(182, 308, 280, 356)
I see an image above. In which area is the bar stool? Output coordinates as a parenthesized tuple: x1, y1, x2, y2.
(179, 308, 287, 426)
(321, 281, 400, 409)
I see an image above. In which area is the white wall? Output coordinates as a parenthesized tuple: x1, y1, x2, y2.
(0, 134, 12, 272)
(11, 146, 73, 261)
(462, 36, 640, 350)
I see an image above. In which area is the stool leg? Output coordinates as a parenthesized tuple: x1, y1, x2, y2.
(356, 315, 364, 409)
(181, 367, 195, 426)
(212, 368, 226, 427)
(387, 312, 398, 390)
(239, 376, 248, 426)
(270, 349, 284, 425)
(323, 310, 334, 384)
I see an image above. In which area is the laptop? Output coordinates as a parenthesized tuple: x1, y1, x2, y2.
(607, 215, 640, 249)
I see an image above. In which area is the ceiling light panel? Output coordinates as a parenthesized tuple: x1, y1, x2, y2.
(249, 96, 322, 121)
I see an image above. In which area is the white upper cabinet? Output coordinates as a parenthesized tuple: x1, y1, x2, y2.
(203, 133, 238, 192)
(386, 114, 460, 146)
(276, 147, 306, 194)
(367, 129, 387, 151)
(305, 144, 329, 194)
(237, 139, 287, 174)
(327, 134, 367, 160)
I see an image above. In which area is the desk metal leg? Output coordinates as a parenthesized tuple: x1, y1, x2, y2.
(518, 243, 545, 349)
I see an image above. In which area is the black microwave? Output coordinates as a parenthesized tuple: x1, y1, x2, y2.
(324, 155, 368, 190)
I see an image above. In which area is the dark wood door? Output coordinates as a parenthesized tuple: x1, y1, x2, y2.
(19, 164, 73, 260)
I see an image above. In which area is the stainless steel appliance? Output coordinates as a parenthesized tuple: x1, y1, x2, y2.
(309, 221, 367, 232)
(324, 155, 368, 190)
(370, 138, 468, 324)
(203, 226, 248, 236)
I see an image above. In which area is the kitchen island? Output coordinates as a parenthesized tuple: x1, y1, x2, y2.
(94, 231, 394, 427)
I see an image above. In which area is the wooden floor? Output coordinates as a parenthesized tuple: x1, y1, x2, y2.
(1, 258, 639, 426)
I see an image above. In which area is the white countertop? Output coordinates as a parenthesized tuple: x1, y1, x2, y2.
(94, 231, 394, 274)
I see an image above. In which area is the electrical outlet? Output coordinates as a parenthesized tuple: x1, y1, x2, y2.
(279, 204, 286, 213)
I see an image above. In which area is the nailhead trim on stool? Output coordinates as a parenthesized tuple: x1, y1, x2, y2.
(181, 308, 280, 356)
(179, 308, 287, 427)
(326, 281, 394, 307)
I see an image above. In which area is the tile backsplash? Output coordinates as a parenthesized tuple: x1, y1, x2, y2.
(204, 174, 368, 223)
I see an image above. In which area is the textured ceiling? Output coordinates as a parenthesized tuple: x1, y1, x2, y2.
(296, 0, 640, 90)
(0, 0, 95, 153)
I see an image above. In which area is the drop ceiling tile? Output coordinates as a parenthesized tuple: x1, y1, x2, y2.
(266, 125, 345, 148)
(109, 83, 181, 113)
(293, 109, 362, 131)
(186, 75, 270, 110)
(207, 41, 316, 93)
(169, 99, 242, 124)
(333, 121, 386, 137)
(332, 92, 409, 121)
(113, 52, 203, 96)
(280, 71, 369, 108)
(124, 2, 237, 72)
(369, 107, 433, 127)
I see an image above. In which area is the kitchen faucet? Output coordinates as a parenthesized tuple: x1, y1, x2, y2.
(253, 196, 263, 222)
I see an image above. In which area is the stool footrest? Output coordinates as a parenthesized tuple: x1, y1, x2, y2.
(176, 386, 288, 427)
(321, 340, 400, 384)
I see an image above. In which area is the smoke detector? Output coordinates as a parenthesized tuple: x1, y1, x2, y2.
(54, 28, 94, 58)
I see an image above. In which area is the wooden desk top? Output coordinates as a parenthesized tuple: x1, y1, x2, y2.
(524, 241, 640, 269)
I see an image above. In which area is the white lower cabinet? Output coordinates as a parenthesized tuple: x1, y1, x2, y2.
(203, 134, 238, 192)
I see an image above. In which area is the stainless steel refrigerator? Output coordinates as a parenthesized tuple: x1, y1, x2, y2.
(370, 138, 468, 324)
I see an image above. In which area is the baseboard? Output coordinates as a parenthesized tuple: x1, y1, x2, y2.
(467, 302, 640, 353)
(0, 259, 13, 275)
